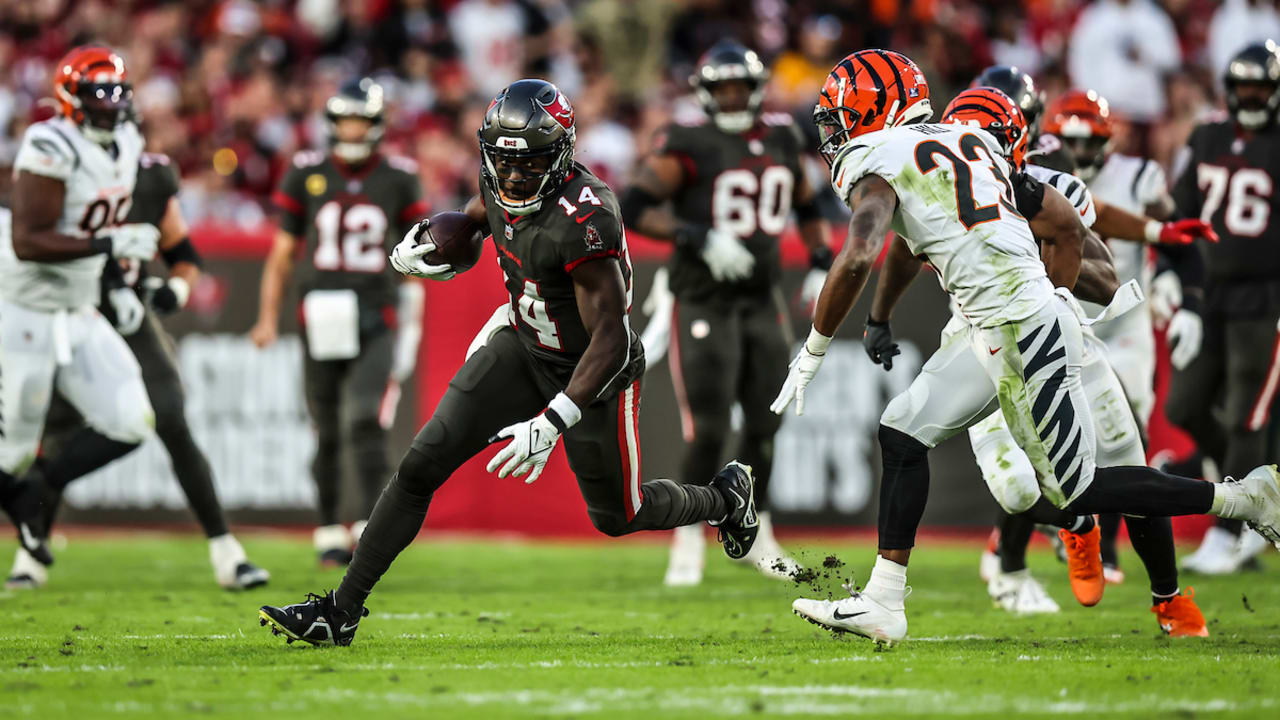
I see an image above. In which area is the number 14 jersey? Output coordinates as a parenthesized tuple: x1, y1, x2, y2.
(830, 123, 1054, 328)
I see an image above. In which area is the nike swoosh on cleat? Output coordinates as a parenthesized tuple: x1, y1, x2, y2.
(19, 524, 39, 550)
(832, 610, 870, 621)
(340, 622, 360, 633)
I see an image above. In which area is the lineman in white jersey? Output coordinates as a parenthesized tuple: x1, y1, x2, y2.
(1, 46, 157, 578)
(771, 49, 1280, 645)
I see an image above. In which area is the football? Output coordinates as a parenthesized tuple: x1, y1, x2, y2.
(423, 211, 486, 272)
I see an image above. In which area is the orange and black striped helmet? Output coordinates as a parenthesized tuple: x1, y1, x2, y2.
(814, 49, 932, 165)
(53, 45, 132, 143)
(1042, 89, 1111, 140)
(942, 87, 1030, 170)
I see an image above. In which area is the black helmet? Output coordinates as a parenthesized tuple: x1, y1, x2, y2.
(690, 40, 769, 133)
(478, 79, 576, 215)
(1225, 40, 1280, 131)
(972, 66, 1044, 138)
(326, 77, 385, 162)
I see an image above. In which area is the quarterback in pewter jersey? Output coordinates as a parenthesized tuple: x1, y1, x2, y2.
(0, 46, 159, 572)
(259, 80, 761, 647)
(769, 49, 1280, 645)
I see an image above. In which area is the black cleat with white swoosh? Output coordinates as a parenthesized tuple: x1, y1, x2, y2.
(259, 591, 368, 647)
(708, 461, 758, 560)
(0, 477, 53, 566)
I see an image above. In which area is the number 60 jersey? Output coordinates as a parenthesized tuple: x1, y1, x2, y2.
(2, 116, 142, 311)
(830, 123, 1055, 328)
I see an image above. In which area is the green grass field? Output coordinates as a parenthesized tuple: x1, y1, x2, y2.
(0, 532, 1277, 719)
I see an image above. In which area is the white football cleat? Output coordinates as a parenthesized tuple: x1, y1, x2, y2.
(792, 583, 908, 645)
(663, 524, 705, 587)
(736, 512, 800, 581)
(210, 534, 270, 590)
(988, 570, 1060, 615)
(1236, 527, 1270, 566)
(1182, 525, 1241, 575)
(978, 527, 999, 583)
(5, 547, 48, 590)
(1103, 564, 1126, 585)
(1238, 465, 1280, 548)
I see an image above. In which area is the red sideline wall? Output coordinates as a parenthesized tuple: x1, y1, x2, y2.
(192, 223, 1211, 538)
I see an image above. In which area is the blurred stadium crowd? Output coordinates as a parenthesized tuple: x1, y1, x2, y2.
(2, 0, 1279, 229)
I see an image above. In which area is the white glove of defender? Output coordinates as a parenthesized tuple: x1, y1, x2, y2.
(770, 329, 832, 416)
(390, 221, 455, 280)
(1167, 309, 1203, 370)
(466, 303, 514, 361)
(1149, 270, 1182, 328)
(109, 223, 161, 260)
(487, 413, 561, 483)
(800, 268, 827, 318)
(108, 287, 145, 335)
(701, 228, 755, 282)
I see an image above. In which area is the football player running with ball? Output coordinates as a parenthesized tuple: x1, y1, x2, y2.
(774, 50, 1280, 645)
(251, 79, 427, 567)
(259, 80, 759, 646)
(621, 40, 831, 585)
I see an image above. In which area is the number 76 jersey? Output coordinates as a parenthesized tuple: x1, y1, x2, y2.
(830, 123, 1055, 328)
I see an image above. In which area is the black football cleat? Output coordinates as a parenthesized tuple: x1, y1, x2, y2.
(0, 478, 53, 566)
(708, 461, 758, 560)
(259, 591, 368, 647)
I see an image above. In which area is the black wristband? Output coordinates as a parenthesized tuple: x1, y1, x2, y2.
(544, 408, 568, 434)
(89, 236, 113, 255)
(160, 237, 203, 269)
(810, 246, 834, 271)
(866, 314, 889, 329)
(674, 224, 710, 252)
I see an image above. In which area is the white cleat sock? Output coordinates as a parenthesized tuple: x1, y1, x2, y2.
(663, 524, 706, 587)
(210, 534, 248, 588)
(865, 556, 908, 611)
(6, 548, 48, 590)
(314, 524, 354, 553)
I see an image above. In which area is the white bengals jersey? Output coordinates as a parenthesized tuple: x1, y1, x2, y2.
(1088, 153, 1166, 289)
(2, 117, 143, 311)
(830, 124, 1054, 328)
(1026, 164, 1097, 228)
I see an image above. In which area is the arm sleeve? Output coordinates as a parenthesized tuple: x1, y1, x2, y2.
(1155, 243, 1205, 313)
(13, 125, 76, 181)
(1013, 172, 1047, 220)
(560, 207, 624, 274)
(272, 167, 308, 236)
(1048, 172, 1097, 228)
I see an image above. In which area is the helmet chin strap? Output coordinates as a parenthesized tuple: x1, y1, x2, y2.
(333, 141, 373, 162)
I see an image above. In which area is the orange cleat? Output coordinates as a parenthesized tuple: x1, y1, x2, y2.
(1152, 587, 1209, 637)
(1060, 526, 1105, 607)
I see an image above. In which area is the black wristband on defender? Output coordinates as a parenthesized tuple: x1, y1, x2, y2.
(810, 246, 834, 270)
(674, 223, 710, 252)
(160, 237, 203, 268)
(89, 236, 113, 255)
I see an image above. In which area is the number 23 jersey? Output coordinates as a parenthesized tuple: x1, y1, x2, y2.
(829, 123, 1054, 328)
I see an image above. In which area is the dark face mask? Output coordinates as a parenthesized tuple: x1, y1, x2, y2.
(491, 153, 554, 201)
(78, 82, 132, 131)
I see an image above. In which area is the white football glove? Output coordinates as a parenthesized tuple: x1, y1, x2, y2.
(390, 220, 455, 280)
(487, 413, 561, 483)
(701, 228, 755, 282)
(466, 303, 513, 361)
(770, 329, 832, 416)
(108, 286, 145, 335)
(1149, 270, 1182, 328)
(109, 223, 161, 261)
(800, 268, 827, 318)
(1167, 309, 1203, 370)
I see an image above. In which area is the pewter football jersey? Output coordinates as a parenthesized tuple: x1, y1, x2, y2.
(1088, 153, 1166, 289)
(1, 117, 143, 311)
(830, 123, 1054, 328)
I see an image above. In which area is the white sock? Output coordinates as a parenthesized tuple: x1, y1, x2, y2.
(864, 556, 908, 611)
(1212, 483, 1243, 519)
(208, 534, 246, 566)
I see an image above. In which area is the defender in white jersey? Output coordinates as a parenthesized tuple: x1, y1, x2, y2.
(771, 50, 1280, 645)
(1, 46, 158, 578)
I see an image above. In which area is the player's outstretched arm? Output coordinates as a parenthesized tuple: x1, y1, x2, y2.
(868, 235, 921, 325)
(11, 171, 103, 261)
(565, 258, 632, 408)
(813, 175, 896, 337)
(1092, 199, 1217, 246)
(249, 229, 297, 348)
